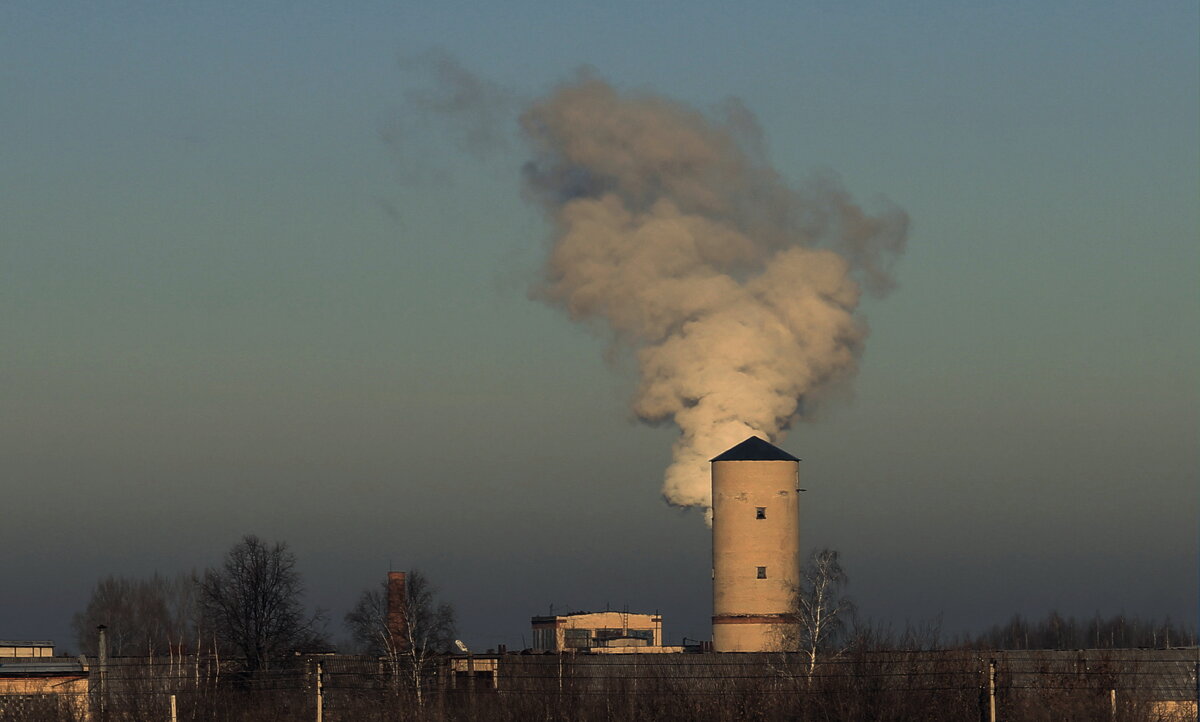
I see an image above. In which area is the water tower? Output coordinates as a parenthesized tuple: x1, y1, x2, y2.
(711, 436, 801, 652)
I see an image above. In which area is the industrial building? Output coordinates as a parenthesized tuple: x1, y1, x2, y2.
(0, 641, 90, 719)
(530, 611, 664, 652)
(0, 641, 54, 659)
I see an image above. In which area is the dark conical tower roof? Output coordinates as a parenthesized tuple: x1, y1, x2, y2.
(710, 436, 800, 462)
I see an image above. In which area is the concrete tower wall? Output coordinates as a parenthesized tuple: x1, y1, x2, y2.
(712, 450, 800, 652)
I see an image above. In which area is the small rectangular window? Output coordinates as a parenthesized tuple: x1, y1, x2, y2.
(755, 507, 766, 519)
(756, 566, 767, 579)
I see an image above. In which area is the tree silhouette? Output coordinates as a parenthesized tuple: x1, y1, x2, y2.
(200, 534, 325, 670)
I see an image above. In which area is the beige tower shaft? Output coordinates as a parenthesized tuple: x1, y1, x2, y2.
(711, 436, 801, 652)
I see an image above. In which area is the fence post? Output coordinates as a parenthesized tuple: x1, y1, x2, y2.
(170, 693, 177, 722)
(467, 653, 475, 718)
(315, 661, 323, 722)
(437, 657, 447, 720)
(988, 659, 996, 722)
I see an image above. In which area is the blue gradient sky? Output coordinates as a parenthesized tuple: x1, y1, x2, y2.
(2, 1, 1196, 651)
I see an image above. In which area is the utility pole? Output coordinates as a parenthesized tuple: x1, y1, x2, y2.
(97, 625, 108, 722)
(467, 654, 476, 717)
(437, 656, 447, 719)
(315, 661, 324, 722)
(987, 659, 997, 722)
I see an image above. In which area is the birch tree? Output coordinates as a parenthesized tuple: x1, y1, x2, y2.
(788, 548, 854, 674)
(345, 569, 456, 706)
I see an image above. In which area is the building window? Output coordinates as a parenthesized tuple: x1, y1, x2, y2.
(564, 629, 593, 649)
(595, 628, 624, 641)
(755, 507, 766, 519)
(756, 566, 767, 579)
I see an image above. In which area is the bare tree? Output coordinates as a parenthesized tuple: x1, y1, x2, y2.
(344, 581, 392, 657)
(344, 569, 456, 706)
(201, 534, 326, 671)
(782, 548, 855, 674)
(72, 572, 199, 656)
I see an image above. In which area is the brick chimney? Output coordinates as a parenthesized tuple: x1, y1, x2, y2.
(386, 571, 409, 653)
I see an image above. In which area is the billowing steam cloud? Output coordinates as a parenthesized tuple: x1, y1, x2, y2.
(396, 61, 907, 516)
(520, 73, 908, 516)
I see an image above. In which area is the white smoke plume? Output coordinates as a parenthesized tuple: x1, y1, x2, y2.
(520, 72, 908, 516)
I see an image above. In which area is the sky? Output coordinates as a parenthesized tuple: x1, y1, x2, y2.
(2, 1, 1197, 653)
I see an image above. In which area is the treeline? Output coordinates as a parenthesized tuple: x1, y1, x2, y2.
(960, 611, 1196, 651)
(837, 613, 1196, 655)
(787, 550, 1196, 654)
(69, 533, 456, 671)
(71, 573, 198, 657)
(71, 535, 329, 667)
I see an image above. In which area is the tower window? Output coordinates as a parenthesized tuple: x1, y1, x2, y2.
(755, 507, 766, 519)
(756, 566, 767, 579)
